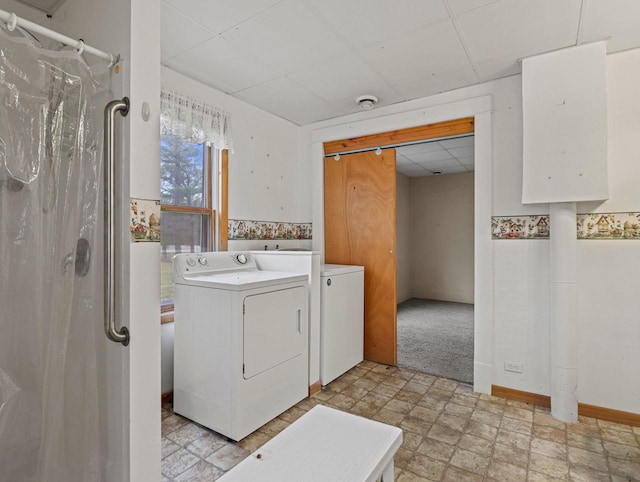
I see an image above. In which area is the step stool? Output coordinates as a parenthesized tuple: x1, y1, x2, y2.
(218, 405, 403, 482)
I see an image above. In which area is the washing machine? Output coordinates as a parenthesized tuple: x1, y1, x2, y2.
(173, 251, 308, 441)
(320, 264, 364, 386)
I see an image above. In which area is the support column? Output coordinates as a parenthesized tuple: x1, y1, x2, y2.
(549, 202, 578, 423)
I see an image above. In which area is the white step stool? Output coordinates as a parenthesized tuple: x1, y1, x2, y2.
(218, 405, 403, 482)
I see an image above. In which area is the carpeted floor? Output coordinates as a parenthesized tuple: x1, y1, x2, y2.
(397, 298, 474, 384)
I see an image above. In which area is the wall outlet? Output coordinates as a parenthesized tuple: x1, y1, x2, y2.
(504, 360, 524, 373)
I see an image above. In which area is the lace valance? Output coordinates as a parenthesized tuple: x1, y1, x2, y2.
(160, 89, 233, 150)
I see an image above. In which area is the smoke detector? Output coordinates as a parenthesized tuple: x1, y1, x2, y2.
(355, 95, 379, 110)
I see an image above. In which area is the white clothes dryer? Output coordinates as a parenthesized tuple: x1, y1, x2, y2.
(173, 252, 308, 441)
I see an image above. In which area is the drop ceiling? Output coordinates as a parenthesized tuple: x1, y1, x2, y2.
(396, 135, 474, 177)
(161, 0, 640, 126)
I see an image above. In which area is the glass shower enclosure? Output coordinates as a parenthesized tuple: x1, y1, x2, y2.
(0, 26, 129, 481)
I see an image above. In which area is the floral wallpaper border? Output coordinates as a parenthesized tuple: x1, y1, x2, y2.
(228, 219, 312, 240)
(577, 212, 640, 239)
(491, 215, 550, 239)
(130, 198, 161, 243)
(491, 212, 640, 240)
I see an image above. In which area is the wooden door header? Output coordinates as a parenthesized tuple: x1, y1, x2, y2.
(323, 117, 475, 156)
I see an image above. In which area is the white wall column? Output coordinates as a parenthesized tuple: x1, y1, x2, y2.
(549, 202, 578, 423)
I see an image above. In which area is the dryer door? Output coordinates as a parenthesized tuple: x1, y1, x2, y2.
(243, 286, 306, 379)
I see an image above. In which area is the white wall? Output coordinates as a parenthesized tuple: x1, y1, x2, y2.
(575, 49, 640, 413)
(397, 172, 474, 304)
(410, 172, 474, 304)
(396, 173, 412, 303)
(161, 67, 308, 228)
(160, 67, 312, 392)
(305, 48, 640, 414)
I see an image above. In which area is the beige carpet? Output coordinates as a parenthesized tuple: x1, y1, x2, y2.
(397, 298, 474, 384)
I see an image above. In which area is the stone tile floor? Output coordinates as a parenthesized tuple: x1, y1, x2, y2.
(162, 361, 640, 481)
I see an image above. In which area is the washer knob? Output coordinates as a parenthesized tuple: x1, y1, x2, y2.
(186, 258, 196, 267)
(236, 254, 247, 264)
(198, 257, 208, 266)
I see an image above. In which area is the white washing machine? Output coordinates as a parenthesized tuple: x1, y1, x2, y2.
(320, 264, 364, 386)
(173, 251, 308, 441)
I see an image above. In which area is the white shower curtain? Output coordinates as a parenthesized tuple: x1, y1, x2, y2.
(0, 28, 110, 481)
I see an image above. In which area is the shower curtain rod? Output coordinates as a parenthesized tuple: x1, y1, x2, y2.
(0, 8, 117, 65)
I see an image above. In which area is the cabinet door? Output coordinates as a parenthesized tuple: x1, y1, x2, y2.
(324, 149, 397, 365)
(243, 286, 306, 379)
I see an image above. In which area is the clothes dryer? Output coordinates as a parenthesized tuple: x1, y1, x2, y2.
(173, 252, 308, 441)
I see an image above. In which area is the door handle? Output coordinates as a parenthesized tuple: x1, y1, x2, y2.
(297, 309, 302, 333)
(104, 97, 130, 346)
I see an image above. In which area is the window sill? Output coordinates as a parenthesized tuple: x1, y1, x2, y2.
(161, 312, 174, 324)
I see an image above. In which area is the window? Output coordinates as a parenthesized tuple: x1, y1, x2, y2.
(160, 133, 222, 314)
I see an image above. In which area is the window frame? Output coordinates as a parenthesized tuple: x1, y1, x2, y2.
(160, 145, 228, 323)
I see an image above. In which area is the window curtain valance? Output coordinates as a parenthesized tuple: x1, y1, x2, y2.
(160, 89, 233, 151)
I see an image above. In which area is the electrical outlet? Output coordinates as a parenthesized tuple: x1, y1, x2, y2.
(504, 360, 524, 373)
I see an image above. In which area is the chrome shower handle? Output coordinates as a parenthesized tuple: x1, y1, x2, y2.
(104, 97, 130, 346)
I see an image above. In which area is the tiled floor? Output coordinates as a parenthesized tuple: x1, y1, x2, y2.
(161, 361, 640, 481)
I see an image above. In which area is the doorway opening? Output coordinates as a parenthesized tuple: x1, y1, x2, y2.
(396, 135, 475, 383)
(323, 118, 475, 383)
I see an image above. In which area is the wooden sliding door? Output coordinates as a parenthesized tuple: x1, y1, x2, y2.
(324, 149, 397, 365)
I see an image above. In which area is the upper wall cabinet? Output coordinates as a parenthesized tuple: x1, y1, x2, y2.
(522, 41, 609, 204)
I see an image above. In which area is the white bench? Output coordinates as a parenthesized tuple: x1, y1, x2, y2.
(218, 405, 403, 482)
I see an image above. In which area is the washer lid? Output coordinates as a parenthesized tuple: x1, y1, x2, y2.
(321, 264, 364, 276)
(180, 270, 307, 291)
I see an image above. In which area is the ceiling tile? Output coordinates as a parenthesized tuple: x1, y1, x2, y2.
(164, 37, 280, 93)
(471, 57, 521, 81)
(457, 156, 474, 166)
(396, 156, 414, 165)
(307, 0, 449, 48)
(438, 136, 474, 148)
(457, 0, 582, 80)
(416, 159, 461, 170)
(396, 142, 444, 156)
(399, 164, 427, 171)
(359, 19, 478, 97)
(390, 68, 479, 99)
(161, 2, 215, 63)
(283, 104, 348, 125)
(398, 165, 430, 176)
(407, 150, 454, 163)
(442, 165, 469, 173)
(163, 0, 284, 34)
(223, 0, 350, 74)
(329, 88, 406, 115)
(445, 146, 474, 158)
(398, 170, 430, 178)
(234, 77, 336, 124)
(447, 0, 500, 16)
(288, 52, 403, 107)
(580, 0, 640, 53)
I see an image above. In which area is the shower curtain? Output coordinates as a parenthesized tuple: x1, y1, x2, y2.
(0, 28, 110, 481)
